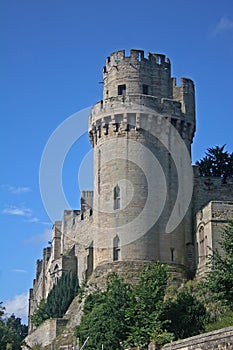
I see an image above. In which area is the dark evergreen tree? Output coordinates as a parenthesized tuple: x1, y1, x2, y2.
(196, 145, 233, 182)
(31, 272, 79, 326)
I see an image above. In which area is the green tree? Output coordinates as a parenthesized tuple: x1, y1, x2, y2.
(4, 315, 28, 350)
(46, 272, 79, 318)
(76, 263, 210, 349)
(30, 300, 48, 327)
(31, 272, 79, 326)
(0, 305, 28, 350)
(0, 302, 6, 350)
(76, 273, 133, 350)
(196, 145, 233, 182)
(205, 220, 233, 309)
(161, 289, 207, 339)
(126, 263, 173, 348)
(76, 264, 174, 349)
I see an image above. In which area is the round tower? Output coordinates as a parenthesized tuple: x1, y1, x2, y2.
(89, 49, 196, 274)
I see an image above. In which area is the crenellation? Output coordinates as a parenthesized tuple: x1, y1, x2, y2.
(103, 49, 172, 100)
(36, 259, 42, 280)
(43, 247, 51, 263)
(51, 223, 62, 261)
(105, 49, 171, 69)
(81, 190, 93, 212)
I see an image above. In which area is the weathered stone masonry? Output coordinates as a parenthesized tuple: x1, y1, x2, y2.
(26, 49, 233, 346)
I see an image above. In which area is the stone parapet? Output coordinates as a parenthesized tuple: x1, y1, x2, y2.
(160, 326, 233, 350)
(23, 319, 68, 348)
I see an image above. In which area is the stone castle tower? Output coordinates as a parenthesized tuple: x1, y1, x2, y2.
(89, 49, 195, 273)
(26, 49, 233, 343)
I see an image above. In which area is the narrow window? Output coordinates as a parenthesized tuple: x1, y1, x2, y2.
(98, 149, 101, 194)
(170, 248, 174, 262)
(118, 84, 126, 96)
(114, 185, 120, 210)
(87, 242, 93, 278)
(142, 84, 148, 95)
(113, 235, 120, 261)
(199, 226, 205, 261)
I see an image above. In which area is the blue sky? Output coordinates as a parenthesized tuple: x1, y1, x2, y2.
(1, 0, 233, 324)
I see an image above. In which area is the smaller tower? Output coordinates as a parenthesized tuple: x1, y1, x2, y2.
(51, 222, 62, 260)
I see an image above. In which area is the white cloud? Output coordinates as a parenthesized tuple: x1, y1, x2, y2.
(2, 205, 32, 217)
(11, 269, 27, 273)
(24, 228, 52, 245)
(41, 221, 52, 226)
(214, 16, 233, 35)
(1, 185, 31, 194)
(26, 217, 39, 223)
(2, 206, 52, 226)
(4, 293, 28, 323)
(26, 217, 52, 225)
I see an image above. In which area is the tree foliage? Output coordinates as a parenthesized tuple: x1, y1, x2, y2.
(76, 273, 133, 350)
(75, 263, 207, 349)
(31, 272, 79, 326)
(196, 145, 233, 181)
(126, 263, 173, 348)
(161, 289, 207, 339)
(204, 220, 233, 310)
(0, 304, 28, 350)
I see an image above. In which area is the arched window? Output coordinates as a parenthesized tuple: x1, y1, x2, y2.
(54, 264, 59, 271)
(113, 235, 120, 261)
(114, 185, 120, 210)
(199, 226, 205, 262)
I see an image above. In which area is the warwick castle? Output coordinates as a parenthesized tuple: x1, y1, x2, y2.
(25, 49, 233, 348)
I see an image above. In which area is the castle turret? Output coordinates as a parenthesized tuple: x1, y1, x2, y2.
(103, 50, 172, 100)
(51, 221, 62, 260)
(89, 49, 196, 274)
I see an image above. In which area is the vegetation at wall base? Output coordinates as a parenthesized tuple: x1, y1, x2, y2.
(75, 219, 233, 350)
(29, 218, 233, 348)
(31, 272, 79, 327)
(204, 220, 233, 310)
(185, 220, 233, 333)
(205, 310, 233, 332)
(75, 263, 208, 350)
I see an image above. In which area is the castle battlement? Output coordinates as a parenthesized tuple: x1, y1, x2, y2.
(103, 49, 172, 100)
(89, 99, 195, 148)
(105, 49, 170, 68)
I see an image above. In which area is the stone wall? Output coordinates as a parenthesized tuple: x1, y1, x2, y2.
(23, 319, 67, 348)
(28, 206, 94, 333)
(193, 169, 233, 214)
(157, 326, 233, 350)
(195, 200, 233, 278)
